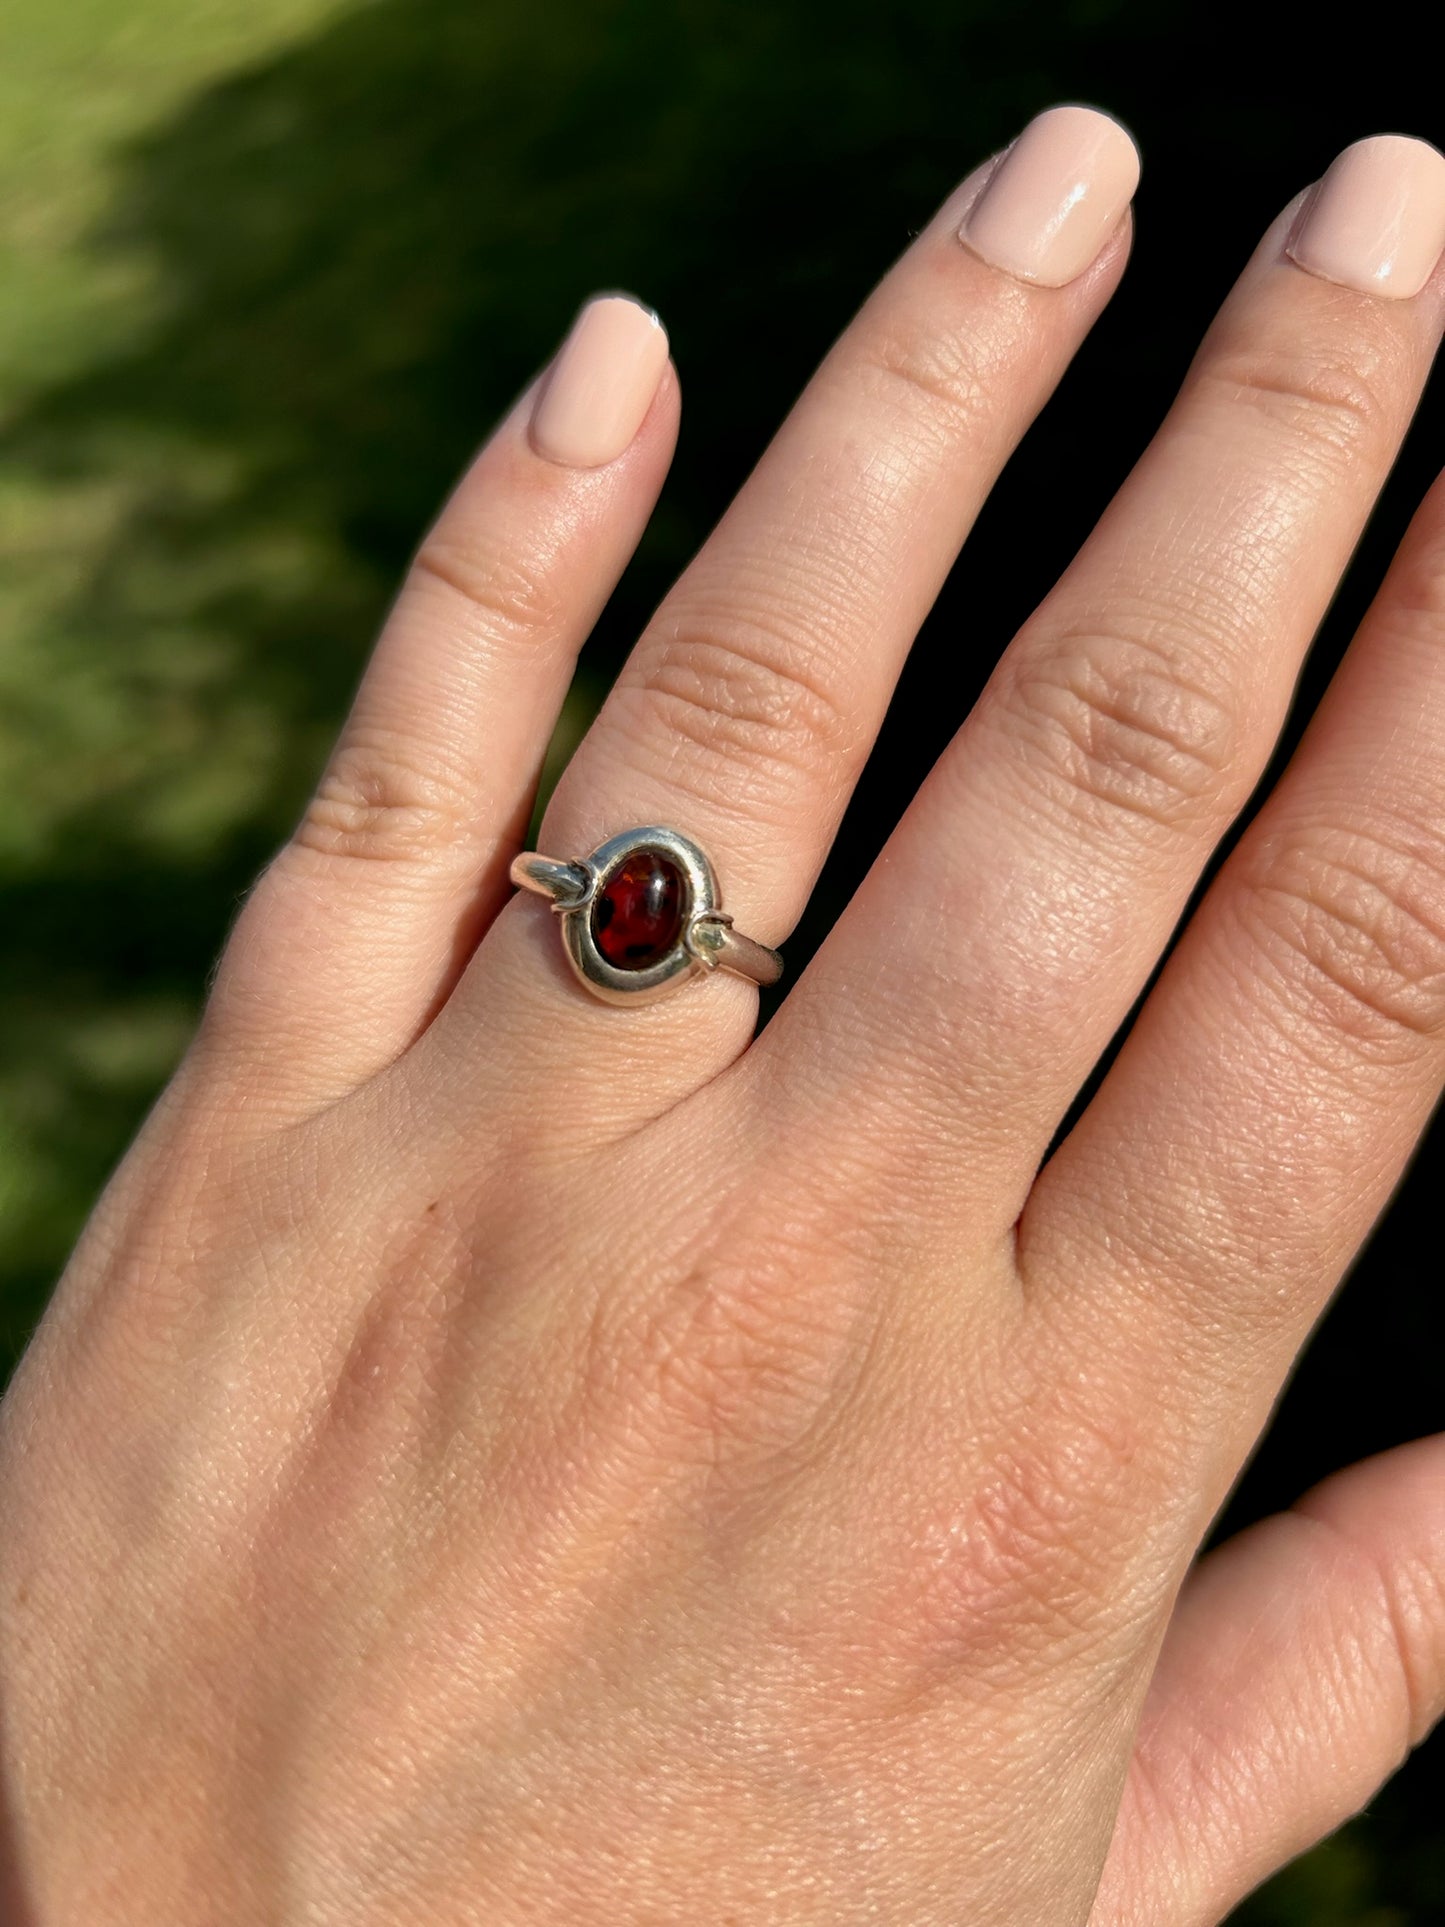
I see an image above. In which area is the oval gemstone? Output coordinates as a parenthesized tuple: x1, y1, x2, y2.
(591, 850, 685, 970)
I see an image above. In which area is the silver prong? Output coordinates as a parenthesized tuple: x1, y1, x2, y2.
(685, 912, 734, 970)
(509, 853, 592, 906)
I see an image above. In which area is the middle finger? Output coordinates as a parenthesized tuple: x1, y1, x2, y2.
(762, 135, 1445, 1227)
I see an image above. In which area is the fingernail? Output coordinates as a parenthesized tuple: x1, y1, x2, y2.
(959, 105, 1140, 288)
(530, 294, 669, 468)
(1287, 135, 1445, 300)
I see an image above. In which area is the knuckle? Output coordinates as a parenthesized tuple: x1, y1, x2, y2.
(897, 1379, 1167, 1674)
(1383, 1538, 1445, 1749)
(853, 315, 997, 443)
(408, 531, 565, 643)
(580, 1219, 879, 1488)
(1196, 325, 1402, 470)
(293, 733, 473, 866)
(1239, 819, 1445, 1055)
(628, 604, 857, 799)
(1002, 627, 1239, 835)
(1293, 1499, 1445, 1761)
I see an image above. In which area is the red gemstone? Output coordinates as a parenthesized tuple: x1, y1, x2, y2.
(591, 850, 685, 969)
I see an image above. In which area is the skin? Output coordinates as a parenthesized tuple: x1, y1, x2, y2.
(2, 135, 1445, 1926)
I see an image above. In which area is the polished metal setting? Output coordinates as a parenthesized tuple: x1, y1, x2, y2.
(510, 825, 783, 1006)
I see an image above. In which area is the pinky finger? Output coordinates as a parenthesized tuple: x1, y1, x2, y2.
(202, 294, 676, 1111)
(1092, 1436, 1445, 1927)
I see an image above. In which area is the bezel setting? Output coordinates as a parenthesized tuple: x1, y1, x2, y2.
(557, 826, 723, 1005)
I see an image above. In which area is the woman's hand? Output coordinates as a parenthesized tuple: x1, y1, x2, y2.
(4, 107, 1445, 1926)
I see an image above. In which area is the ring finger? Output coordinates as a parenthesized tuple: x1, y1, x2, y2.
(426, 106, 1141, 1122)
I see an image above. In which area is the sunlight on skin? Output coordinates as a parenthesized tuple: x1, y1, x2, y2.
(5, 22, 1441, 1919)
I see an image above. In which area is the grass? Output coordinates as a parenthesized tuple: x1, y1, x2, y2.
(0, 0, 361, 1355)
(0, 0, 355, 393)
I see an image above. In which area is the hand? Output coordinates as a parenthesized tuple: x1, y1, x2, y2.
(4, 107, 1445, 1926)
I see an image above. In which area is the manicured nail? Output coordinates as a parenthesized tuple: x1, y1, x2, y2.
(1287, 135, 1445, 300)
(959, 105, 1140, 288)
(531, 294, 669, 468)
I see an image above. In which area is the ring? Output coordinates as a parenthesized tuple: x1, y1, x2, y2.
(509, 826, 783, 1005)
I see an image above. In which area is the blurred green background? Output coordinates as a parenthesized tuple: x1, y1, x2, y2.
(1, 0, 1441, 1916)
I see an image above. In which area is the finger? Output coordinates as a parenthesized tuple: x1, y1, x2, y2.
(428, 107, 1140, 1124)
(1023, 455, 1445, 1420)
(760, 136, 1445, 1224)
(203, 295, 677, 1108)
(1091, 1436, 1445, 1927)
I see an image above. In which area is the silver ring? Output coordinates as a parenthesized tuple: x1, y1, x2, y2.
(509, 826, 783, 1006)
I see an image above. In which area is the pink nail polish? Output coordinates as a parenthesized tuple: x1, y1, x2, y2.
(1287, 135, 1445, 300)
(531, 294, 669, 468)
(959, 105, 1140, 288)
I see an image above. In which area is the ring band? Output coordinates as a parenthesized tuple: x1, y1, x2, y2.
(510, 826, 783, 1005)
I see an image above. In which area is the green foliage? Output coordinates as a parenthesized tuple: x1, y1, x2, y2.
(1235, 1818, 1445, 1927)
